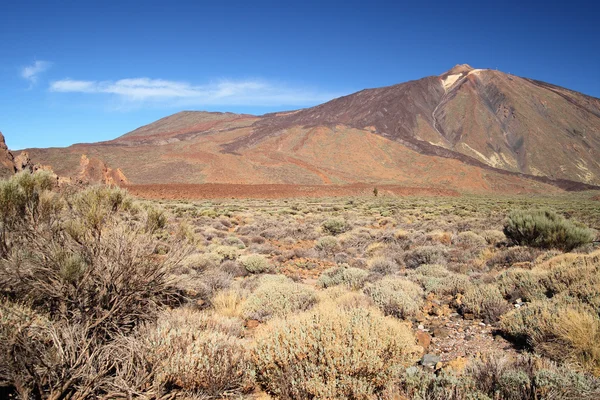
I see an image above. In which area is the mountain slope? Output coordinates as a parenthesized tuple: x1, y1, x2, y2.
(21, 65, 600, 193)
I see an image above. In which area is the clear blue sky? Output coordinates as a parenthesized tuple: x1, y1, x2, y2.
(1, 0, 599, 150)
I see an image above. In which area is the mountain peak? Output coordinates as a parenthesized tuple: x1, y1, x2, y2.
(443, 64, 474, 76)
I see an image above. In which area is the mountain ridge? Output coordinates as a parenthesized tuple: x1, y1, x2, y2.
(14, 65, 600, 194)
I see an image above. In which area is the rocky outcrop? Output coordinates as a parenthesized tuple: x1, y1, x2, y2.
(0, 132, 15, 178)
(14, 151, 33, 172)
(78, 154, 128, 185)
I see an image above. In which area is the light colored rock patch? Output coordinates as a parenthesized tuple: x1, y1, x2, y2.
(442, 73, 463, 91)
(575, 159, 595, 183)
(460, 143, 504, 168)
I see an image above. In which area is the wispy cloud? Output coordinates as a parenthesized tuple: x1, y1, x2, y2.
(49, 77, 339, 107)
(21, 60, 52, 86)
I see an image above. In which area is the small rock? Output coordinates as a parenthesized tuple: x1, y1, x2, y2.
(245, 319, 260, 329)
(479, 322, 486, 327)
(432, 326, 450, 339)
(514, 298, 522, 304)
(435, 361, 443, 370)
(418, 324, 425, 330)
(421, 353, 441, 367)
(416, 331, 432, 351)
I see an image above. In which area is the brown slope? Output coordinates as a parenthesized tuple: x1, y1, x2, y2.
(21, 65, 600, 193)
(218, 64, 600, 189)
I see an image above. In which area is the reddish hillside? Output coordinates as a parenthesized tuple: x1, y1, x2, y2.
(21, 65, 600, 194)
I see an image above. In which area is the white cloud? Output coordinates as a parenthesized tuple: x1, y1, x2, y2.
(49, 76, 339, 107)
(21, 60, 52, 85)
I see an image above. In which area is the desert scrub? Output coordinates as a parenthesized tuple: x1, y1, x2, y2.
(495, 268, 547, 302)
(317, 265, 369, 290)
(314, 235, 339, 253)
(408, 264, 470, 296)
(142, 308, 255, 397)
(242, 275, 317, 321)
(368, 256, 397, 275)
(500, 299, 600, 376)
(504, 209, 595, 251)
(404, 245, 447, 269)
(252, 305, 420, 399)
(239, 254, 270, 274)
(461, 284, 510, 323)
(364, 277, 424, 319)
(182, 252, 222, 271)
(321, 217, 351, 235)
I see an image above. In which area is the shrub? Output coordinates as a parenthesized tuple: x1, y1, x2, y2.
(368, 256, 397, 275)
(364, 277, 424, 319)
(182, 252, 222, 271)
(504, 209, 595, 251)
(242, 275, 317, 321)
(253, 305, 420, 399)
(321, 217, 351, 235)
(141, 308, 255, 397)
(486, 246, 542, 268)
(404, 245, 447, 269)
(408, 265, 470, 296)
(501, 300, 600, 376)
(495, 268, 547, 302)
(317, 265, 369, 290)
(315, 235, 338, 253)
(462, 284, 510, 323)
(239, 254, 270, 274)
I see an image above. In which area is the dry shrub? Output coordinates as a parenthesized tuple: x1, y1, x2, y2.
(317, 265, 369, 290)
(501, 300, 600, 376)
(242, 275, 317, 321)
(212, 289, 245, 318)
(252, 305, 420, 399)
(364, 277, 424, 319)
(368, 256, 397, 275)
(239, 254, 270, 274)
(141, 308, 255, 397)
(495, 268, 547, 302)
(183, 252, 222, 271)
(408, 265, 470, 296)
(462, 284, 510, 323)
(486, 246, 542, 268)
(404, 245, 447, 269)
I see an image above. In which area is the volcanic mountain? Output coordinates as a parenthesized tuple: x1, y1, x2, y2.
(21, 65, 600, 194)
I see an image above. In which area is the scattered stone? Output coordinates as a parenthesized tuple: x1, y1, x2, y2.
(435, 361, 443, 370)
(418, 324, 425, 330)
(432, 326, 450, 338)
(421, 353, 441, 367)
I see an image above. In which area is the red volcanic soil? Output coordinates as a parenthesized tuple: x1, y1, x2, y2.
(124, 183, 460, 200)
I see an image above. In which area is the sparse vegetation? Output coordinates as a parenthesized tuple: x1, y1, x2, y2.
(2, 170, 600, 398)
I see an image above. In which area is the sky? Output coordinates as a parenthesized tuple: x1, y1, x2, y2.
(1, 0, 599, 150)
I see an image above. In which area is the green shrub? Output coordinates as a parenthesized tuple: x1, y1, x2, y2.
(239, 254, 270, 274)
(315, 235, 339, 253)
(364, 277, 424, 319)
(504, 209, 595, 251)
(242, 275, 317, 321)
(321, 217, 351, 235)
(253, 305, 420, 399)
(317, 265, 369, 290)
